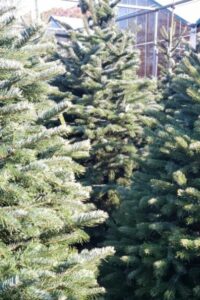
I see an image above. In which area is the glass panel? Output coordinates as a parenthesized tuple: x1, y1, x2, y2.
(147, 12, 155, 42)
(128, 17, 137, 34)
(118, 20, 128, 30)
(127, 0, 137, 4)
(147, 0, 156, 7)
(158, 10, 169, 40)
(118, 7, 129, 17)
(139, 0, 148, 5)
(146, 44, 154, 77)
(158, 51, 165, 76)
(138, 45, 145, 77)
(137, 14, 146, 43)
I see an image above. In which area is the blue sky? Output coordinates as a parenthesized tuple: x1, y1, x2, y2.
(156, 0, 200, 23)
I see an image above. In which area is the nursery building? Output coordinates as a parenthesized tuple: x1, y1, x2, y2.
(117, 0, 199, 77)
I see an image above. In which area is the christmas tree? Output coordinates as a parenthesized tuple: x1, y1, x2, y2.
(102, 43, 200, 299)
(0, 2, 114, 299)
(158, 18, 186, 101)
(56, 0, 154, 214)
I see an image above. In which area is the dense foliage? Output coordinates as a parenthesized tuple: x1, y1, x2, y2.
(0, 2, 114, 299)
(1, 1, 200, 299)
(102, 43, 200, 300)
(56, 0, 154, 215)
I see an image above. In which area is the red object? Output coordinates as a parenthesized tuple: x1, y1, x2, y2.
(41, 6, 82, 22)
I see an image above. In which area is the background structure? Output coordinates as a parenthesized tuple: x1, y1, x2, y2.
(117, 0, 199, 77)
(19, 0, 200, 77)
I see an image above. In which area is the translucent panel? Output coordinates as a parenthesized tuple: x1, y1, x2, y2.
(147, 0, 157, 7)
(158, 10, 169, 40)
(146, 44, 154, 76)
(138, 0, 148, 5)
(147, 12, 155, 42)
(175, 20, 181, 37)
(128, 17, 137, 34)
(137, 14, 146, 43)
(118, 7, 129, 17)
(182, 24, 191, 37)
(158, 51, 165, 76)
(118, 20, 128, 30)
(137, 45, 145, 77)
(127, 0, 137, 4)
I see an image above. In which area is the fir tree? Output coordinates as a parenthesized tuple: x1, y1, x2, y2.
(102, 44, 200, 299)
(0, 2, 114, 299)
(56, 0, 154, 214)
(158, 20, 186, 99)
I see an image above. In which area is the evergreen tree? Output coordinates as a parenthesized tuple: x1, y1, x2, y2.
(56, 0, 154, 214)
(158, 20, 186, 99)
(0, 2, 114, 299)
(102, 44, 200, 299)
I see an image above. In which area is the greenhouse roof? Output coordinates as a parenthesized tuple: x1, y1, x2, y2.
(154, 0, 200, 24)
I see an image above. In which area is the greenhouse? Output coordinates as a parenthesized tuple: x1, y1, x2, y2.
(117, 0, 198, 76)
